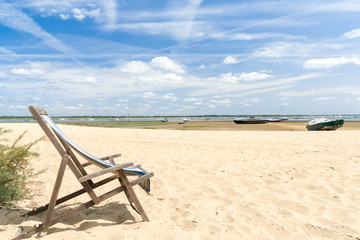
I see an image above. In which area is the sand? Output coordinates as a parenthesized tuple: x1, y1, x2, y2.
(1, 122, 359, 240)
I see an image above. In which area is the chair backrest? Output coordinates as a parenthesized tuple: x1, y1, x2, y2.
(29, 105, 151, 193)
(41, 114, 115, 169)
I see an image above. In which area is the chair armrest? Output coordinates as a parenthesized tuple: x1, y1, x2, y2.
(100, 153, 122, 160)
(131, 172, 154, 185)
(81, 153, 122, 168)
(79, 162, 133, 183)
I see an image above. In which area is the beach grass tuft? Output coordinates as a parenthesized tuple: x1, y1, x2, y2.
(0, 128, 44, 205)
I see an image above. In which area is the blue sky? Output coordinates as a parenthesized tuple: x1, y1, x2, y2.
(1, 0, 360, 116)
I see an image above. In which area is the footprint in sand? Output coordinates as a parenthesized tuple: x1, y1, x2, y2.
(277, 200, 309, 214)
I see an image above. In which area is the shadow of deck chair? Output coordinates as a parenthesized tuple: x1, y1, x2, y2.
(13, 105, 154, 239)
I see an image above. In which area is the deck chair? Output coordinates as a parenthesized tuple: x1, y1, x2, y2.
(14, 105, 154, 240)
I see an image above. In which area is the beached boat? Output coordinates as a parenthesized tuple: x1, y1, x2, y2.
(233, 117, 269, 124)
(157, 117, 168, 122)
(267, 119, 283, 122)
(306, 117, 344, 131)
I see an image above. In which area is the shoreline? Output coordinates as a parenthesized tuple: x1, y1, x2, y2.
(52, 120, 360, 131)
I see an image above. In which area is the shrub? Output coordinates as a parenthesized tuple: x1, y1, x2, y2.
(0, 128, 43, 205)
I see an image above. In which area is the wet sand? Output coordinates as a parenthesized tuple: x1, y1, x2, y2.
(124, 120, 360, 131)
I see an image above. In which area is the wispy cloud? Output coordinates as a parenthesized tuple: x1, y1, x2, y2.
(344, 28, 360, 39)
(0, 1, 71, 53)
(190, 73, 320, 97)
(112, 21, 207, 41)
(317, 0, 360, 12)
(108, 0, 204, 41)
(311, 96, 336, 101)
(100, 0, 117, 28)
(0, 46, 15, 54)
(279, 85, 357, 97)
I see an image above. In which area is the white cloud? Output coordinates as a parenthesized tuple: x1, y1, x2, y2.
(346, 89, 360, 95)
(10, 68, 44, 76)
(162, 93, 177, 100)
(303, 57, 360, 69)
(184, 97, 202, 102)
(120, 61, 150, 73)
(83, 77, 97, 83)
(239, 98, 259, 106)
(150, 56, 185, 74)
(252, 42, 311, 58)
(311, 97, 335, 101)
(220, 72, 271, 83)
(59, 14, 70, 20)
(344, 28, 360, 39)
(248, 98, 259, 103)
(9, 61, 50, 76)
(72, 8, 85, 21)
(118, 58, 185, 85)
(209, 98, 232, 106)
(71, 8, 101, 21)
(142, 92, 157, 98)
(223, 56, 240, 64)
(16, 0, 115, 24)
(163, 73, 183, 83)
(8, 105, 27, 109)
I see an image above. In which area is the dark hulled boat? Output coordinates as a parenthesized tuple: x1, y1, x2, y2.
(233, 118, 269, 124)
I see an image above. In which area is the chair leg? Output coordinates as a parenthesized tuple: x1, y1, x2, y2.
(109, 157, 139, 213)
(43, 154, 69, 229)
(117, 169, 149, 221)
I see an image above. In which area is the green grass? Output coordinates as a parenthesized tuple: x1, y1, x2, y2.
(182, 125, 206, 128)
(61, 121, 168, 128)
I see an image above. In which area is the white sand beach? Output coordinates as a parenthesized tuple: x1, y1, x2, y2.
(1, 123, 359, 239)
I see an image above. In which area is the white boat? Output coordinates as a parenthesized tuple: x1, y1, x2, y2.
(306, 117, 344, 131)
(157, 117, 168, 122)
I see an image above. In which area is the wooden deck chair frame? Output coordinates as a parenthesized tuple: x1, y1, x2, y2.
(14, 105, 154, 240)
